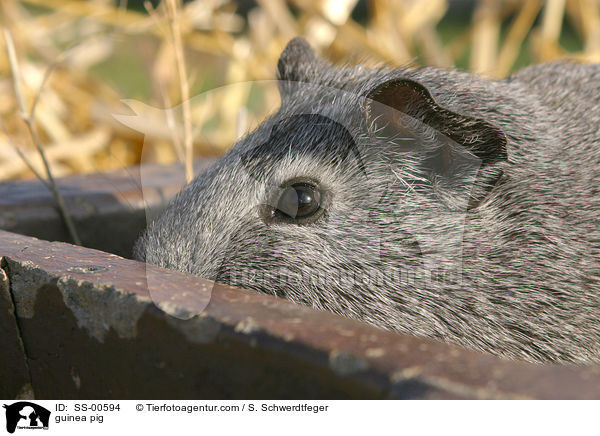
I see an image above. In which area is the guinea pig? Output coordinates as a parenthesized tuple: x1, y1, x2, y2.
(135, 37, 600, 364)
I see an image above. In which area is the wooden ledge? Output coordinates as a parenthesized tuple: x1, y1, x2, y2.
(2, 230, 600, 399)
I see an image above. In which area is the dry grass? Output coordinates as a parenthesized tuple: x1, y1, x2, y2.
(0, 0, 598, 182)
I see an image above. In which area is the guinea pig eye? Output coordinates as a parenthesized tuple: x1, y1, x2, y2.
(263, 181, 325, 224)
(277, 182, 321, 218)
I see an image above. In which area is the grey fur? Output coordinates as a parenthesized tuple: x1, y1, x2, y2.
(135, 37, 600, 364)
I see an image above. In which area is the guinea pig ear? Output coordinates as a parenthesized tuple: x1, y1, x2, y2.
(277, 37, 332, 86)
(364, 78, 508, 167)
(364, 78, 509, 208)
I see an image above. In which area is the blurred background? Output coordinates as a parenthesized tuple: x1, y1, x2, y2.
(0, 0, 599, 182)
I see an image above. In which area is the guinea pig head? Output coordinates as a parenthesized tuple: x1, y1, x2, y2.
(135, 37, 509, 329)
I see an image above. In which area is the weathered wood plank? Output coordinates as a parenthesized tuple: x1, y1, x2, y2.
(0, 161, 214, 257)
(2, 229, 600, 399)
(0, 262, 33, 399)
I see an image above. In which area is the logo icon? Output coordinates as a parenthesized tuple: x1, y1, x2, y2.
(3, 402, 50, 434)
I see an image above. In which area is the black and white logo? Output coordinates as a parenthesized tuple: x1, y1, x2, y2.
(3, 402, 50, 434)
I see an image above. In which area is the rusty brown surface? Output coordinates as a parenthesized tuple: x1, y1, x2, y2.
(0, 161, 214, 257)
(0, 263, 32, 399)
(2, 229, 600, 399)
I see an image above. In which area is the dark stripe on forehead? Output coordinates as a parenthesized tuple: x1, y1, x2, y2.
(238, 113, 366, 181)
